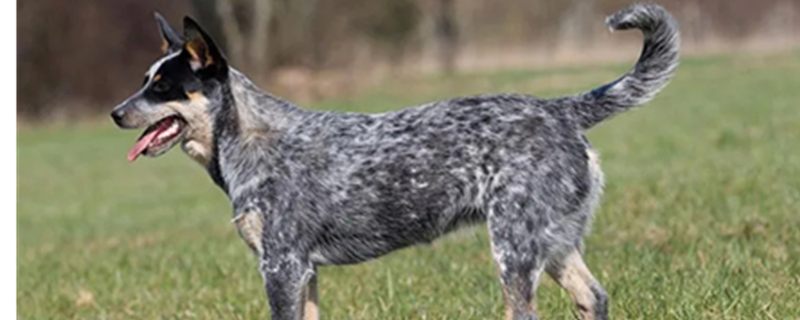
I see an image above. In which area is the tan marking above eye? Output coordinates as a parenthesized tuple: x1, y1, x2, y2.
(186, 91, 205, 100)
(152, 74, 162, 82)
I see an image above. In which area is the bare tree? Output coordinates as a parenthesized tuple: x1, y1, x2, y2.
(213, 0, 246, 69)
(189, 0, 273, 77)
(249, 0, 273, 75)
(189, 0, 228, 50)
(558, 0, 597, 49)
(434, 0, 458, 74)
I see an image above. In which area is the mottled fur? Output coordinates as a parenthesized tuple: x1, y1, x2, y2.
(111, 3, 679, 320)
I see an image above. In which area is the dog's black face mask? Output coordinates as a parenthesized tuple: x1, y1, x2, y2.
(110, 13, 228, 162)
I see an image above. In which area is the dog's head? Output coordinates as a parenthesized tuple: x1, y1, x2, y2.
(110, 13, 227, 164)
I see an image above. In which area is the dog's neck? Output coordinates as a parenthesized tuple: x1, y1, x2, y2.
(220, 69, 302, 134)
(204, 68, 304, 194)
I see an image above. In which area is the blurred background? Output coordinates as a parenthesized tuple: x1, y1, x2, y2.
(17, 0, 800, 121)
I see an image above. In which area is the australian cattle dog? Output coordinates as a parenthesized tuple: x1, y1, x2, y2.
(111, 3, 679, 319)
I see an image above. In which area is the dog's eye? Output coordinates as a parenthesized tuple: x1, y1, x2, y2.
(152, 81, 171, 93)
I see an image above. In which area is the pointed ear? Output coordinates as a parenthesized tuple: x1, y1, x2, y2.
(154, 12, 183, 54)
(183, 16, 228, 75)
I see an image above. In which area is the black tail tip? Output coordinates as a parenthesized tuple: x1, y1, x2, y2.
(605, 2, 673, 32)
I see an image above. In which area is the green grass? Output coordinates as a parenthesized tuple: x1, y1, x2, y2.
(18, 53, 800, 319)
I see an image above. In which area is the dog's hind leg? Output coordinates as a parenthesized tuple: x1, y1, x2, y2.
(487, 199, 549, 320)
(260, 254, 315, 320)
(546, 249, 608, 320)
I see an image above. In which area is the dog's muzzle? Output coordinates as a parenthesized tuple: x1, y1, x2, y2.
(110, 94, 146, 129)
(110, 108, 127, 127)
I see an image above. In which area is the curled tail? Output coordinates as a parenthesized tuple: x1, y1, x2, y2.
(568, 3, 680, 130)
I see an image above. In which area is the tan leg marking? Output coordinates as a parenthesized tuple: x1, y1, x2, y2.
(549, 251, 600, 320)
(301, 273, 319, 320)
(231, 211, 264, 255)
(492, 234, 540, 320)
(501, 289, 537, 320)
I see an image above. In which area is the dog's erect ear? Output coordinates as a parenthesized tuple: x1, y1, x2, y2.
(182, 16, 228, 76)
(154, 12, 183, 54)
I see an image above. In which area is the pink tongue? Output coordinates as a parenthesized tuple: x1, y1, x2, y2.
(127, 130, 160, 162)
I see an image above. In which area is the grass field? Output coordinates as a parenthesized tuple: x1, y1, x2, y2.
(18, 52, 800, 320)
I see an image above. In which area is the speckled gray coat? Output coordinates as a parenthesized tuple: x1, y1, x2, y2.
(113, 3, 679, 320)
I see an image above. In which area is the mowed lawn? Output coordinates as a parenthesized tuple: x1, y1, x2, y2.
(18, 53, 800, 320)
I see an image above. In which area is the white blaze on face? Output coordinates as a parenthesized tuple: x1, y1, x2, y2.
(144, 51, 181, 84)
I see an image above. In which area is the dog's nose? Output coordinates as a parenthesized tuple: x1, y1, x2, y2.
(111, 109, 125, 126)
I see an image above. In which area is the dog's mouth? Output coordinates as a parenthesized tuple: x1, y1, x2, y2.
(127, 115, 187, 162)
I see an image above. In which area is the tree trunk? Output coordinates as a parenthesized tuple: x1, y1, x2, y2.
(249, 0, 273, 76)
(215, 0, 246, 69)
(434, 0, 458, 74)
(189, 0, 229, 51)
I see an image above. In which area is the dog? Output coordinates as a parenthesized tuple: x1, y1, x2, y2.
(110, 3, 679, 320)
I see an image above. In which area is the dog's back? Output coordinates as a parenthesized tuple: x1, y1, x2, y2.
(261, 4, 680, 267)
(282, 94, 574, 264)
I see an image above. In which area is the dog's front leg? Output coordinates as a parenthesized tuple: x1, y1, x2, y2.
(301, 266, 319, 320)
(234, 195, 315, 319)
(260, 250, 314, 320)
